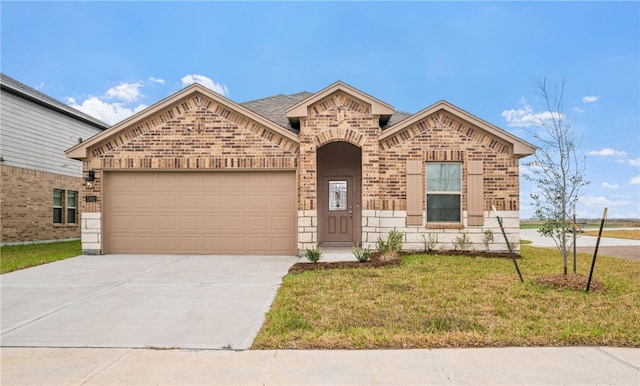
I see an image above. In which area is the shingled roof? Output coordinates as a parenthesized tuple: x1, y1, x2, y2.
(0, 73, 110, 130)
(240, 90, 412, 134)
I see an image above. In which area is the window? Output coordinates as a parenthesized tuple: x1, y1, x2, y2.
(426, 163, 461, 222)
(52, 189, 78, 225)
(53, 189, 63, 224)
(67, 191, 77, 224)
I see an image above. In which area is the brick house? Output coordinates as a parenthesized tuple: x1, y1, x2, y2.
(1, 73, 109, 245)
(66, 81, 535, 256)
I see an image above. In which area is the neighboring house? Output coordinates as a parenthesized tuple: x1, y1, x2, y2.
(0, 73, 109, 245)
(66, 81, 535, 256)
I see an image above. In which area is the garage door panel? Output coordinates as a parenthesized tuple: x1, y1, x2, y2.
(249, 216, 269, 231)
(179, 195, 202, 209)
(105, 171, 296, 255)
(225, 195, 245, 209)
(272, 216, 294, 231)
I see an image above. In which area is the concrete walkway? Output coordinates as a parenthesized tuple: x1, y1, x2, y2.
(2, 346, 638, 385)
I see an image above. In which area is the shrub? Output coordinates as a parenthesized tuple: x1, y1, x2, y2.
(352, 246, 371, 263)
(452, 232, 473, 251)
(304, 246, 323, 263)
(482, 229, 494, 250)
(387, 229, 403, 252)
(421, 233, 438, 251)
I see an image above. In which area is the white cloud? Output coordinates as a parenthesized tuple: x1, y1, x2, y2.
(68, 96, 147, 125)
(501, 98, 562, 128)
(181, 74, 229, 96)
(630, 175, 640, 185)
(572, 106, 584, 114)
(628, 158, 640, 166)
(601, 182, 618, 189)
(580, 195, 632, 207)
(105, 81, 143, 102)
(587, 148, 627, 156)
(582, 95, 600, 103)
(149, 77, 165, 85)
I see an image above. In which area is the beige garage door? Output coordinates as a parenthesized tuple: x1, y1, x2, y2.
(104, 171, 296, 255)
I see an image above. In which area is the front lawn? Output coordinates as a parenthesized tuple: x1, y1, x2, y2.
(1, 240, 81, 274)
(253, 245, 640, 349)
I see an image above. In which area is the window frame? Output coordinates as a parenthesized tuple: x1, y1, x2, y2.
(66, 190, 78, 224)
(425, 162, 462, 223)
(52, 189, 78, 225)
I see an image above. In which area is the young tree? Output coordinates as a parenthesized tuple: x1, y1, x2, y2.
(525, 76, 589, 275)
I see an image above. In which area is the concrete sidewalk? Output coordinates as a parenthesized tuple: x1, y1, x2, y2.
(1, 346, 638, 385)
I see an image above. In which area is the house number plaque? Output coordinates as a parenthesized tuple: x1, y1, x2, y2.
(85, 196, 97, 202)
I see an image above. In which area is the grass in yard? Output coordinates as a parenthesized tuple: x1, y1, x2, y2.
(253, 245, 640, 349)
(1, 240, 81, 274)
(582, 229, 640, 240)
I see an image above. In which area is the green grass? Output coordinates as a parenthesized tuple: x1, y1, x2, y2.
(1, 240, 81, 274)
(253, 245, 640, 349)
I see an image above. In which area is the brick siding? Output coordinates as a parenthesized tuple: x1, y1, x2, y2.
(1, 165, 82, 244)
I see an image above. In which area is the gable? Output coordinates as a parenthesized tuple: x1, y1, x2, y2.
(379, 101, 535, 158)
(66, 84, 299, 160)
(285, 81, 394, 125)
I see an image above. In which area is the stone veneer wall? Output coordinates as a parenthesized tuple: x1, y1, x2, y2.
(362, 209, 521, 252)
(1, 165, 82, 244)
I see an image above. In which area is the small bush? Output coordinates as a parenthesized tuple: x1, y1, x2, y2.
(452, 233, 473, 251)
(352, 246, 371, 263)
(421, 233, 438, 251)
(304, 246, 323, 263)
(376, 236, 390, 254)
(482, 229, 494, 250)
(387, 229, 403, 252)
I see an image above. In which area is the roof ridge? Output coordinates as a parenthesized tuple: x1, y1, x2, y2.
(0, 73, 110, 129)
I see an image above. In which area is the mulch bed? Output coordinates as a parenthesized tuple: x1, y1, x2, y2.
(288, 250, 522, 274)
(536, 273, 606, 293)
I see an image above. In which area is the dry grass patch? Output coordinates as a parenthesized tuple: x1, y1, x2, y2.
(253, 246, 640, 349)
(582, 229, 640, 240)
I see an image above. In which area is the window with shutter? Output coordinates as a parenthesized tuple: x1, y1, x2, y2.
(426, 163, 462, 223)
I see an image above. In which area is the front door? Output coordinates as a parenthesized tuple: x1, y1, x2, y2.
(321, 176, 354, 242)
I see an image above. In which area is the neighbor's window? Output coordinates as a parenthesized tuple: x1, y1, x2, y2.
(52, 189, 78, 225)
(67, 191, 77, 224)
(53, 189, 64, 224)
(426, 163, 461, 222)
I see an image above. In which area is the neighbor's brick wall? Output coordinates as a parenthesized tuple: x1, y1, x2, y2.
(1, 165, 82, 244)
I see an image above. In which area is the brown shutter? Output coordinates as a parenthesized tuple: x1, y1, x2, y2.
(467, 160, 484, 226)
(406, 160, 423, 226)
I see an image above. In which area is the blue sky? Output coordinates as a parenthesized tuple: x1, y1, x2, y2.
(2, 1, 639, 219)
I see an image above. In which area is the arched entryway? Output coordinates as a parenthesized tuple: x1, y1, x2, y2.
(317, 141, 362, 245)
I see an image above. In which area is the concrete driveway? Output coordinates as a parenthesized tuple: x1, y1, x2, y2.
(1, 254, 298, 350)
